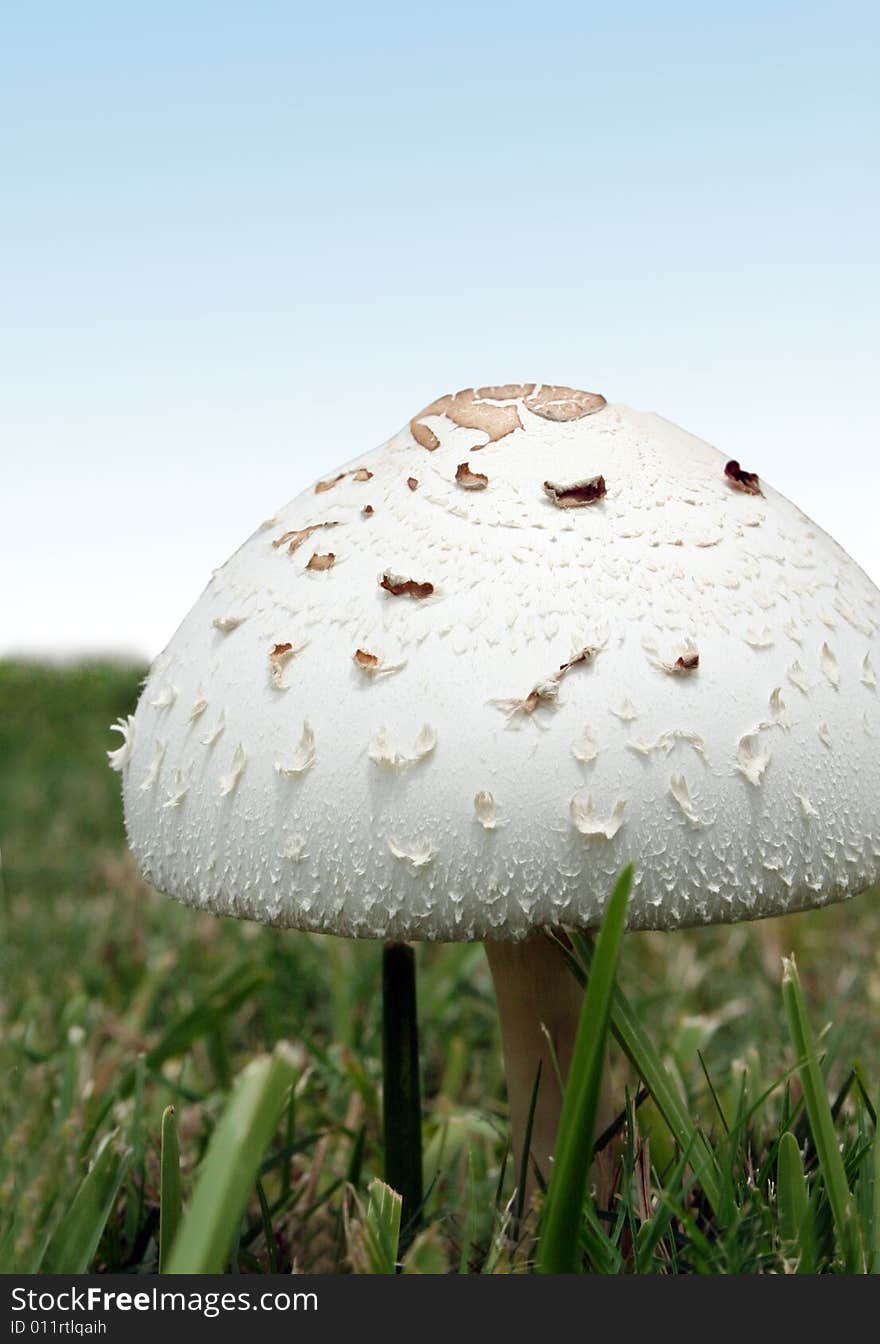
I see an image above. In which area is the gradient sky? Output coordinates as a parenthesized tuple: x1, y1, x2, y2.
(3, 2, 878, 659)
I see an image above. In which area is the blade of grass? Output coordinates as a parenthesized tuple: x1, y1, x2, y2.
(830, 1067, 858, 1124)
(255, 1179, 278, 1272)
(346, 1123, 367, 1188)
(514, 1061, 541, 1230)
(165, 1045, 298, 1273)
(697, 1050, 730, 1134)
(280, 1088, 296, 1200)
(40, 1132, 129, 1273)
(561, 930, 722, 1214)
(635, 1136, 696, 1267)
(353, 1179, 402, 1274)
(158, 1105, 182, 1273)
(776, 1131, 815, 1273)
(334, 1122, 368, 1263)
(579, 1199, 622, 1275)
(872, 1108, 880, 1273)
(493, 1140, 510, 1212)
(458, 1149, 479, 1275)
(121, 1054, 147, 1255)
(537, 865, 632, 1274)
(852, 1065, 878, 1127)
(258, 1132, 323, 1176)
(782, 955, 862, 1272)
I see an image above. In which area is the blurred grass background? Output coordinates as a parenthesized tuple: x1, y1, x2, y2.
(2, 660, 879, 1272)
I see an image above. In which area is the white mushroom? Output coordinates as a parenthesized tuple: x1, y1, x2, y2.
(116, 382, 880, 1207)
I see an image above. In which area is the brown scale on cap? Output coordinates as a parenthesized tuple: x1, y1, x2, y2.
(455, 462, 489, 491)
(273, 521, 338, 555)
(557, 647, 598, 677)
(407, 476, 419, 491)
(362, 504, 374, 516)
(543, 475, 607, 509)
(499, 383, 606, 423)
(410, 383, 605, 451)
(315, 473, 346, 494)
(306, 552, 336, 572)
(668, 652, 700, 674)
(496, 683, 559, 718)
(316, 467, 372, 492)
(411, 390, 521, 451)
(493, 646, 598, 720)
(379, 570, 434, 599)
(725, 460, 763, 496)
(353, 647, 407, 679)
(268, 642, 296, 689)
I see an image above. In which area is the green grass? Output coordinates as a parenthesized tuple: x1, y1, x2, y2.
(539, 866, 632, 1273)
(2, 658, 880, 1273)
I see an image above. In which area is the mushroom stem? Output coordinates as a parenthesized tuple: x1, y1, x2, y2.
(485, 931, 607, 1211)
(381, 940, 423, 1246)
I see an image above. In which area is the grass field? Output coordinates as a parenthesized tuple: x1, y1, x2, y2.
(2, 659, 879, 1273)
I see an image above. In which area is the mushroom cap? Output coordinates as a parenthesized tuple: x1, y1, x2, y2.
(118, 385, 880, 940)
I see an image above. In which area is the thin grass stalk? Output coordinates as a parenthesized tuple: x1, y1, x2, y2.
(40, 1132, 129, 1273)
(562, 931, 722, 1214)
(776, 1130, 814, 1272)
(513, 1061, 541, 1231)
(348, 1180, 402, 1274)
(871, 1105, 880, 1273)
(537, 865, 632, 1274)
(782, 955, 862, 1272)
(166, 1047, 297, 1273)
(158, 1105, 182, 1273)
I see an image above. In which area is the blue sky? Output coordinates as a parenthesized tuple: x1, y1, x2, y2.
(3, 2, 878, 657)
